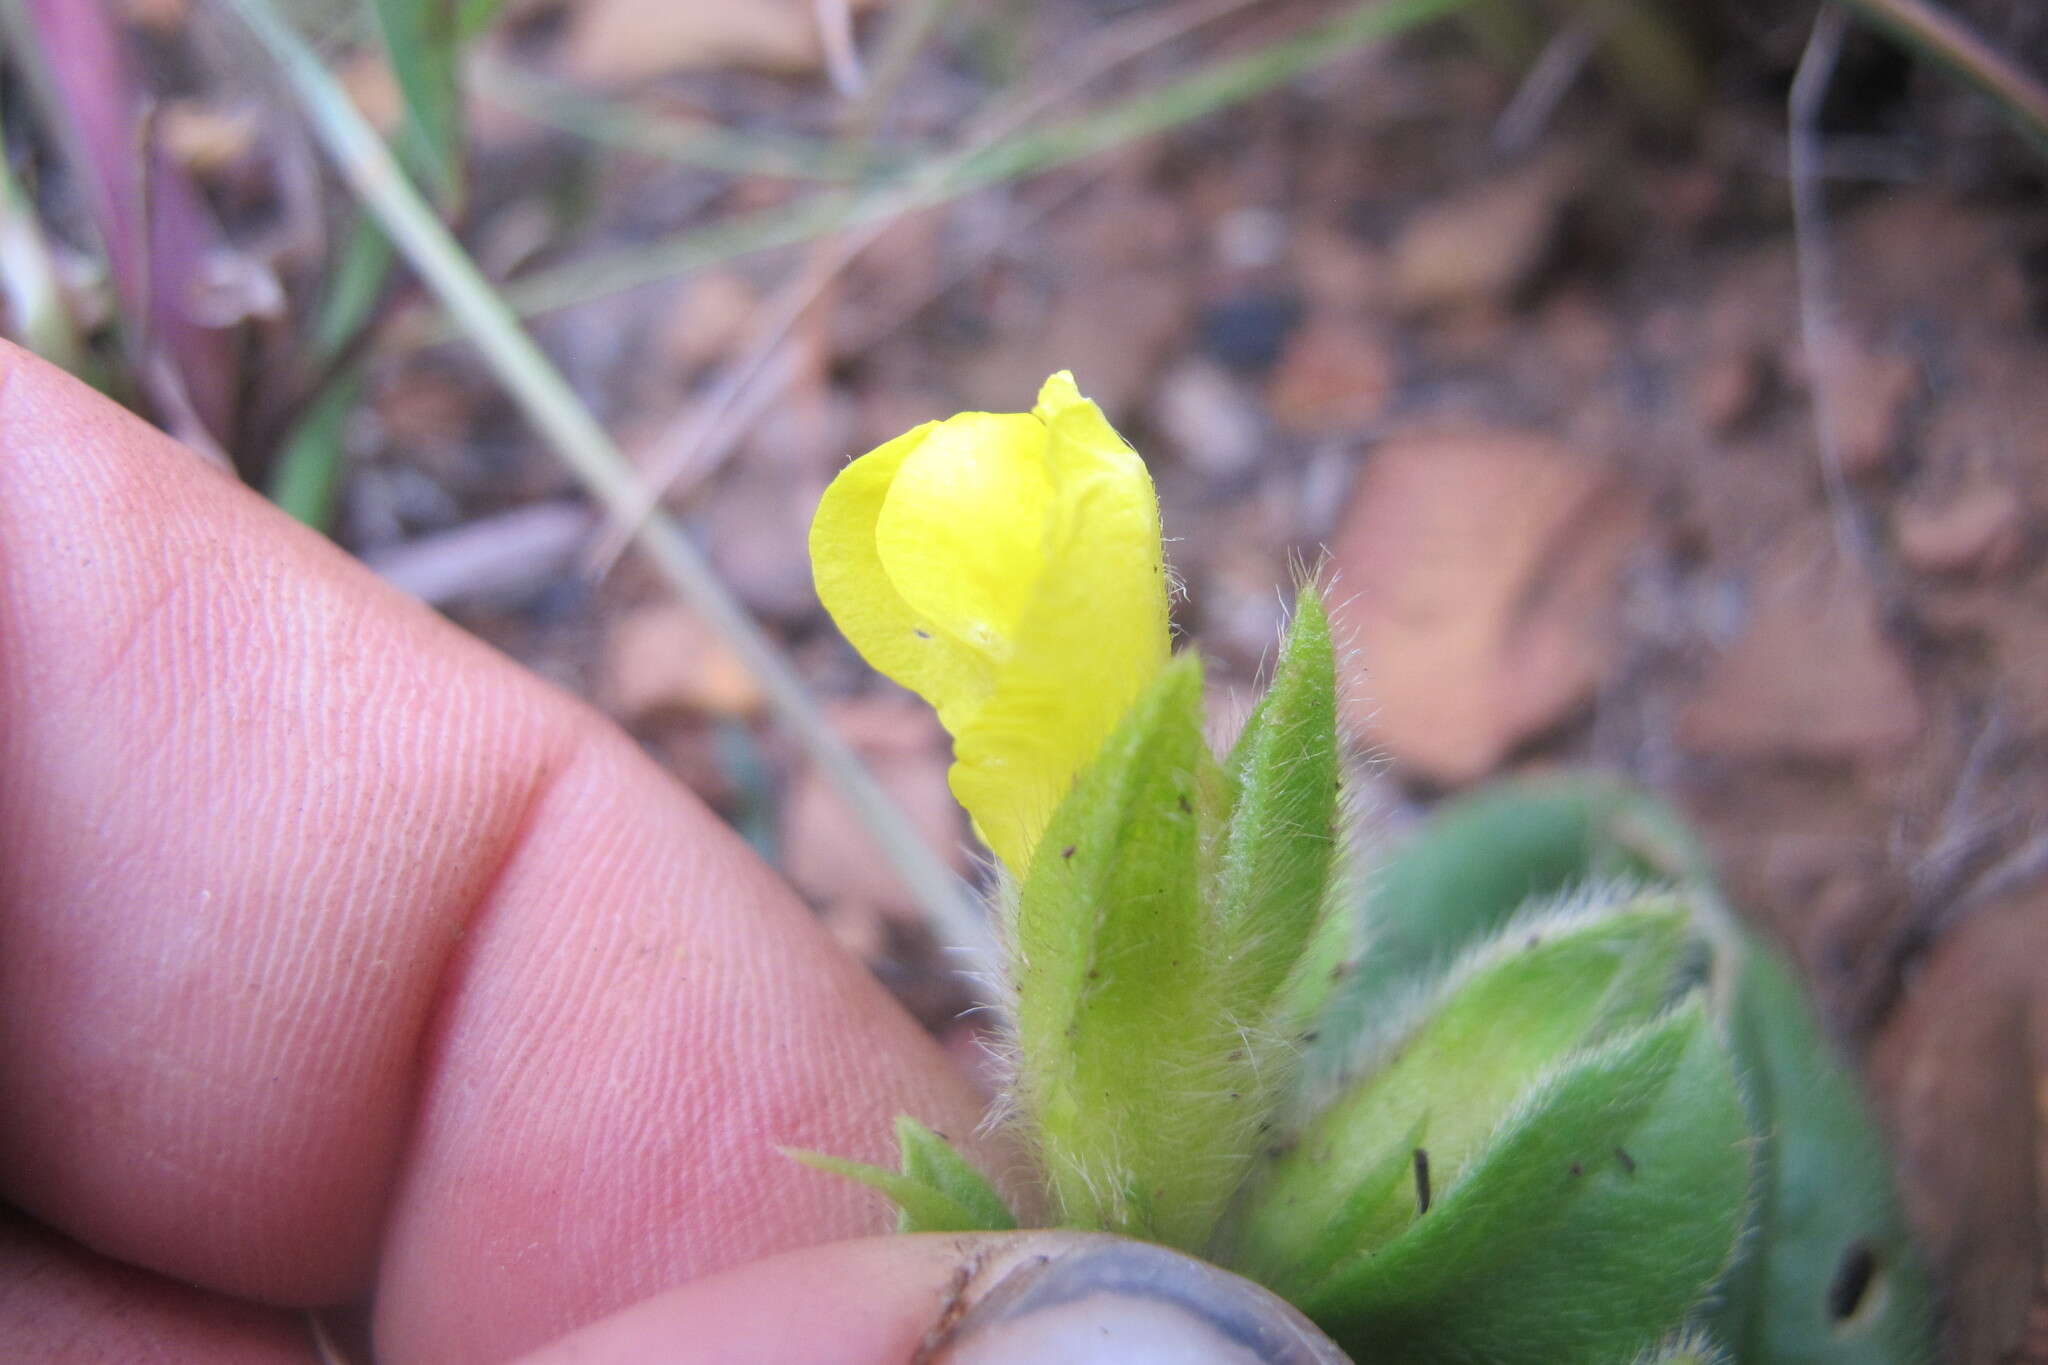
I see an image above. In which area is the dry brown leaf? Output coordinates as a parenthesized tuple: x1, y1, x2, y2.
(1678, 538, 1923, 761)
(1895, 478, 2027, 578)
(1871, 885, 2048, 1365)
(1389, 159, 1572, 313)
(1330, 427, 1646, 784)
(1266, 313, 1396, 436)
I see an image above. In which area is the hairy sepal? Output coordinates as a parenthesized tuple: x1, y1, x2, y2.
(783, 1116, 1015, 1234)
(1226, 897, 1692, 1292)
(1299, 1003, 1749, 1365)
(1012, 654, 1269, 1249)
(1217, 588, 1343, 1025)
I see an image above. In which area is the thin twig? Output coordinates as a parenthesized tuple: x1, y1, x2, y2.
(1840, 0, 2048, 153)
(583, 226, 879, 575)
(814, 0, 866, 99)
(468, 59, 886, 183)
(458, 0, 1474, 331)
(223, 0, 995, 979)
(837, 0, 956, 147)
(1491, 6, 1607, 154)
(587, 0, 1281, 567)
(1789, 5, 1875, 568)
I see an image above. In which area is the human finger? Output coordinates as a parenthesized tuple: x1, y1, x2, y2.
(0, 341, 995, 1361)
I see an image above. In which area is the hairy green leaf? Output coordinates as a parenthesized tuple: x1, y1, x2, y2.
(1228, 899, 1691, 1291)
(1301, 1004, 1749, 1365)
(1703, 944, 1934, 1364)
(1217, 588, 1341, 1021)
(783, 1148, 1002, 1234)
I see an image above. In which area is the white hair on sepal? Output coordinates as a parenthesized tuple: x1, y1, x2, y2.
(1629, 1329, 1733, 1365)
(1300, 877, 1680, 1116)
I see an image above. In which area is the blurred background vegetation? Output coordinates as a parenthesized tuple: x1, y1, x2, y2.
(2, 2, 2045, 1356)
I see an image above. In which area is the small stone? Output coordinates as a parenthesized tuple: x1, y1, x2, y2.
(118, 0, 190, 30)
(1894, 480, 2026, 577)
(1199, 292, 1304, 373)
(564, 0, 860, 81)
(1154, 360, 1264, 479)
(157, 101, 259, 178)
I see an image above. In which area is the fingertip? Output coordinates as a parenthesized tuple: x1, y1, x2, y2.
(511, 1232, 1352, 1365)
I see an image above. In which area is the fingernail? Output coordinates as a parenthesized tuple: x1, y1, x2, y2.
(921, 1232, 1353, 1364)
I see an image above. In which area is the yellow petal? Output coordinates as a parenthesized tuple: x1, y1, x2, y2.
(952, 376, 1170, 869)
(810, 373, 1171, 873)
(874, 413, 1049, 657)
(811, 420, 996, 733)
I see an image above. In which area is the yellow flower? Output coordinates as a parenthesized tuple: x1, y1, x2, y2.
(810, 371, 1171, 873)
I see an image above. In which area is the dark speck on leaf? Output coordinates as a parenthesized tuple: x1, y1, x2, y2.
(1062, 844, 1076, 859)
(1614, 1146, 1637, 1175)
(1177, 794, 1192, 813)
(1828, 1243, 1880, 1323)
(1569, 1162, 1583, 1177)
(913, 628, 931, 639)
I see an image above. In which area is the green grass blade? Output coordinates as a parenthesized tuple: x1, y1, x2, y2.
(266, 366, 359, 530)
(364, 0, 464, 204)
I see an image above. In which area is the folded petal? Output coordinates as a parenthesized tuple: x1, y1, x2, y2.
(811, 420, 996, 735)
(874, 413, 1049, 658)
(952, 376, 1171, 871)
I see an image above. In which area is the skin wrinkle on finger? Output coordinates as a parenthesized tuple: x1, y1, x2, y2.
(0, 343, 992, 1358)
(371, 726, 989, 1364)
(0, 1212, 310, 1364)
(0, 339, 575, 1304)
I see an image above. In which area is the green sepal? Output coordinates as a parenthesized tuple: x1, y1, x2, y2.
(893, 1115, 1017, 1233)
(1217, 587, 1342, 1022)
(1627, 1331, 1729, 1365)
(1299, 1003, 1750, 1365)
(783, 1116, 1015, 1234)
(1302, 776, 1681, 1093)
(1227, 897, 1692, 1291)
(1289, 775, 1934, 1364)
(1013, 653, 1260, 1249)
